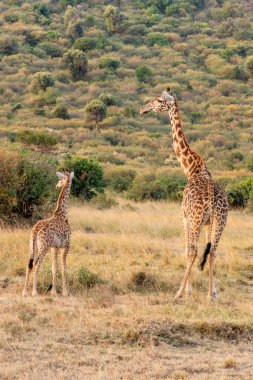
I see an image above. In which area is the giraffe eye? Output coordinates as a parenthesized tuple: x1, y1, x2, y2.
(157, 99, 163, 102)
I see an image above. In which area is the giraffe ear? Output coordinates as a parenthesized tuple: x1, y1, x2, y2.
(56, 171, 65, 179)
(70, 171, 74, 179)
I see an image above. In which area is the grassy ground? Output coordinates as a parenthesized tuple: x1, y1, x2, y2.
(0, 201, 252, 379)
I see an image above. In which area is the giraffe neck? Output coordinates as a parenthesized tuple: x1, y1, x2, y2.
(54, 179, 71, 218)
(168, 102, 205, 178)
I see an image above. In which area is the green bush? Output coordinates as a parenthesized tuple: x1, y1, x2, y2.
(39, 42, 63, 57)
(31, 72, 55, 94)
(226, 178, 253, 208)
(146, 32, 168, 46)
(98, 92, 117, 106)
(105, 169, 136, 192)
(0, 36, 18, 55)
(99, 58, 120, 72)
(128, 172, 186, 201)
(66, 20, 84, 39)
(16, 129, 58, 152)
(0, 148, 57, 220)
(90, 193, 118, 209)
(63, 154, 105, 200)
(51, 103, 70, 119)
(69, 267, 104, 290)
(135, 65, 153, 84)
(73, 37, 97, 52)
(63, 49, 88, 80)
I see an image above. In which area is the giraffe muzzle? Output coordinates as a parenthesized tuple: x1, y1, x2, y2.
(140, 104, 152, 115)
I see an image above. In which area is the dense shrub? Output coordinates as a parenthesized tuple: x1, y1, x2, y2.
(63, 155, 105, 200)
(63, 49, 88, 80)
(16, 129, 58, 152)
(226, 178, 253, 208)
(73, 37, 97, 52)
(51, 102, 70, 119)
(99, 58, 120, 71)
(39, 42, 63, 57)
(0, 36, 18, 55)
(98, 92, 117, 106)
(135, 65, 153, 84)
(128, 172, 186, 201)
(31, 72, 55, 94)
(145, 32, 168, 47)
(0, 148, 57, 220)
(66, 20, 84, 39)
(105, 169, 136, 192)
(69, 267, 103, 290)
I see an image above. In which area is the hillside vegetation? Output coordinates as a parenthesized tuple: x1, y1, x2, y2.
(0, 202, 253, 378)
(0, 0, 252, 197)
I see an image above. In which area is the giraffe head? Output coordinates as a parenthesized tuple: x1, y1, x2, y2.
(140, 87, 176, 115)
(56, 172, 74, 188)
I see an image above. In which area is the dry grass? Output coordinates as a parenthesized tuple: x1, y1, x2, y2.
(0, 201, 253, 379)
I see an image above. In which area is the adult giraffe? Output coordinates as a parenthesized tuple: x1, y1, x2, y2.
(140, 88, 228, 301)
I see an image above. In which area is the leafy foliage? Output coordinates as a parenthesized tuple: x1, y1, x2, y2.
(31, 72, 55, 94)
(135, 65, 154, 84)
(63, 155, 105, 200)
(63, 49, 88, 80)
(84, 99, 107, 129)
(0, 148, 57, 220)
(103, 5, 118, 34)
(16, 130, 58, 152)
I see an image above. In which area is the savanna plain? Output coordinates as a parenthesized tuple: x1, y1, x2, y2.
(0, 200, 252, 380)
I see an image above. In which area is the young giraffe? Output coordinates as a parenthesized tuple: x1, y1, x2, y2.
(140, 88, 228, 300)
(22, 171, 74, 297)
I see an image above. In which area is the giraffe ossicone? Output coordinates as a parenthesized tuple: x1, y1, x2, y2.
(140, 88, 228, 301)
(22, 171, 74, 297)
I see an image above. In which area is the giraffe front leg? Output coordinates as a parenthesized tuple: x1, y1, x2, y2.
(61, 245, 69, 297)
(208, 252, 217, 301)
(51, 247, 58, 297)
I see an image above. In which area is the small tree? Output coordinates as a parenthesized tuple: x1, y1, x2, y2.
(63, 49, 88, 80)
(63, 154, 105, 200)
(103, 5, 118, 34)
(135, 65, 154, 84)
(31, 72, 55, 94)
(84, 99, 107, 132)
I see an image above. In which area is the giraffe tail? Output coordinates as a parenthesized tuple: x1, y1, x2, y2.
(198, 242, 211, 271)
(27, 232, 37, 270)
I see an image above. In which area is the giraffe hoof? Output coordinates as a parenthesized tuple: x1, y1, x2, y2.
(208, 293, 218, 302)
(32, 291, 38, 297)
(62, 291, 69, 297)
(22, 289, 28, 297)
(51, 290, 57, 297)
(173, 292, 183, 301)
